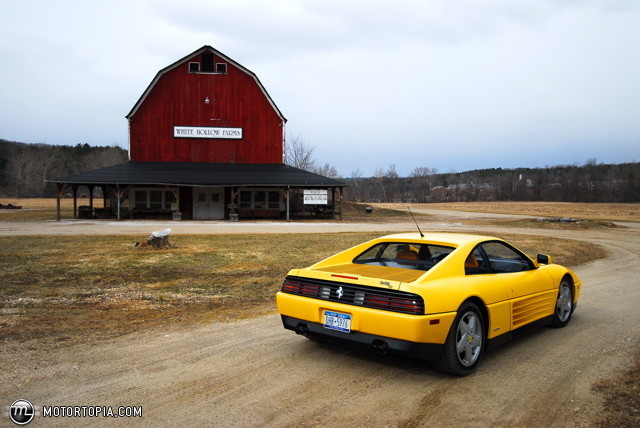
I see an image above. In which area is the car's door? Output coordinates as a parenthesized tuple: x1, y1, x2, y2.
(476, 241, 549, 297)
(474, 241, 556, 330)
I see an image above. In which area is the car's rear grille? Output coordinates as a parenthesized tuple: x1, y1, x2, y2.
(281, 275, 425, 315)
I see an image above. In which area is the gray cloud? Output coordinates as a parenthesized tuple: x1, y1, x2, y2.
(0, 0, 637, 175)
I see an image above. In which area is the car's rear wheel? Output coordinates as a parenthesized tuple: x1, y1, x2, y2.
(551, 279, 573, 328)
(431, 302, 485, 376)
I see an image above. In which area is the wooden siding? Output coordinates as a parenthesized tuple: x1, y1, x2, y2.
(129, 52, 284, 163)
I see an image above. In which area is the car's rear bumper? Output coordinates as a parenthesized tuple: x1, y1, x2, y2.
(281, 315, 444, 360)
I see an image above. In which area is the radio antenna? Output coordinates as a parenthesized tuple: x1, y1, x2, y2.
(407, 206, 424, 238)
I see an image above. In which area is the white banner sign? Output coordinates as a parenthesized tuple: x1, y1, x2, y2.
(303, 189, 328, 205)
(174, 126, 243, 139)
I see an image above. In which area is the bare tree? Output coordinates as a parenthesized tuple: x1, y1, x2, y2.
(285, 134, 341, 179)
(284, 134, 316, 172)
(5, 144, 38, 197)
(386, 164, 399, 179)
(314, 163, 340, 179)
(35, 143, 62, 195)
(373, 167, 387, 202)
(84, 147, 128, 170)
(348, 168, 364, 202)
(410, 166, 438, 202)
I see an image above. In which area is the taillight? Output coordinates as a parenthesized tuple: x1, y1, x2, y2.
(281, 278, 321, 297)
(364, 295, 423, 314)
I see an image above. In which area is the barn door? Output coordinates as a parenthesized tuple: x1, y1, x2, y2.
(193, 188, 224, 220)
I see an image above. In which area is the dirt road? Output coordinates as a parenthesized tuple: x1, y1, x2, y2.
(2, 212, 639, 427)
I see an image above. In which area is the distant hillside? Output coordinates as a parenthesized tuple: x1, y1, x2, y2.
(0, 139, 128, 197)
(344, 161, 640, 203)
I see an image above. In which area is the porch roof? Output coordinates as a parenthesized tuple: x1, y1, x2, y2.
(48, 162, 345, 188)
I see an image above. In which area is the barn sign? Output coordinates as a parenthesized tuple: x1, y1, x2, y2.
(303, 189, 328, 205)
(174, 126, 243, 139)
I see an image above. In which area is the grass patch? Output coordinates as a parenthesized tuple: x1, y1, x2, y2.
(0, 232, 603, 348)
(0, 198, 76, 221)
(0, 233, 378, 346)
(402, 202, 640, 222)
(342, 201, 420, 222)
(497, 218, 618, 230)
(592, 355, 640, 427)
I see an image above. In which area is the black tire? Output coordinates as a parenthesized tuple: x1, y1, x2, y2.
(431, 302, 485, 376)
(551, 279, 573, 328)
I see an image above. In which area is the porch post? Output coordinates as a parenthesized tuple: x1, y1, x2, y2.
(286, 186, 290, 221)
(88, 185, 95, 217)
(72, 184, 78, 219)
(56, 183, 63, 221)
(116, 183, 121, 221)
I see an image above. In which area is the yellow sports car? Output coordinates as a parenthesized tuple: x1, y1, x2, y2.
(276, 232, 581, 375)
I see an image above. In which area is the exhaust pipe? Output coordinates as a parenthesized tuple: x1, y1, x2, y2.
(371, 339, 389, 355)
(295, 324, 310, 336)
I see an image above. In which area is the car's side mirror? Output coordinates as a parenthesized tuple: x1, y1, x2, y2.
(537, 254, 552, 265)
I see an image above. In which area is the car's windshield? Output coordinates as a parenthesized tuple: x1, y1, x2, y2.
(353, 242, 455, 271)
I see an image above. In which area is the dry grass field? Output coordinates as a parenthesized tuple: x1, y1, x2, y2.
(0, 231, 601, 349)
(379, 201, 640, 222)
(0, 233, 373, 346)
(0, 197, 76, 221)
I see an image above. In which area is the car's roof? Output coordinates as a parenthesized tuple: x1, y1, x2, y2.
(376, 232, 501, 247)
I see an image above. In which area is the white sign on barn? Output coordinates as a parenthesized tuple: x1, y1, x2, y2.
(303, 189, 328, 205)
(173, 126, 243, 139)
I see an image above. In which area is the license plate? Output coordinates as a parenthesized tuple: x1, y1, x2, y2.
(323, 311, 351, 333)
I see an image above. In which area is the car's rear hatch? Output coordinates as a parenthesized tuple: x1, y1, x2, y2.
(313, 263, 425, 287)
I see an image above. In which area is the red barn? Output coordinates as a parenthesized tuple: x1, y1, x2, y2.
(127, 46, 285, 164)
(50, 46, 344, 221)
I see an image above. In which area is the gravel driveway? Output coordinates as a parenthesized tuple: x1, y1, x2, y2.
(2, 210, 638, 427)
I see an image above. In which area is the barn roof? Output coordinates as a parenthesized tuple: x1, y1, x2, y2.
(126, 45, 287, 122)
(47, 162, 345, 187)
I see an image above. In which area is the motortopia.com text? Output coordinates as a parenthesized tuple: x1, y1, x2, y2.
(43, 405, 142, 418)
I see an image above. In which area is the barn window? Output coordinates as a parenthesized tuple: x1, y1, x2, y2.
(202, 53, 215, 72)
(134, 188, 177, 210)
(240, 191, 252, 209)
(268, 191, 280, 209)
(254, 191, 266, 209)
(134, 191, 147, 209)
(216, 63, 227, 73)
(188, 62, 200, 73)
(149, 191, 163, 209)
(238, 190, 280, 209)
(165, 191, 176, 209)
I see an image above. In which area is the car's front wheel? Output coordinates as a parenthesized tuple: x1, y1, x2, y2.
(431, 302, 485, 376)
(551, 279, 573, 328)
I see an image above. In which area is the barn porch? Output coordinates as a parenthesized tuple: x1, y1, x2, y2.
(48, 161, 345, 221)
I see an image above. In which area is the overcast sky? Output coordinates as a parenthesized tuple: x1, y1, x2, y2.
(1, 0, 638, 176)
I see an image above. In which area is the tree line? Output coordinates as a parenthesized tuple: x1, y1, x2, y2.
(0, 139, 128, 197)
(344, 161, 640, 203)
(1, 137, 638, 203)
(285, 136, 639, 203)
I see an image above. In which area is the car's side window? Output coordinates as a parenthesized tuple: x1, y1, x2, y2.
(465, 247, 491, 275)
(481, 242, 533, 273)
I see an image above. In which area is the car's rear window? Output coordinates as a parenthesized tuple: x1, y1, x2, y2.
(353, 242, 455, 271)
